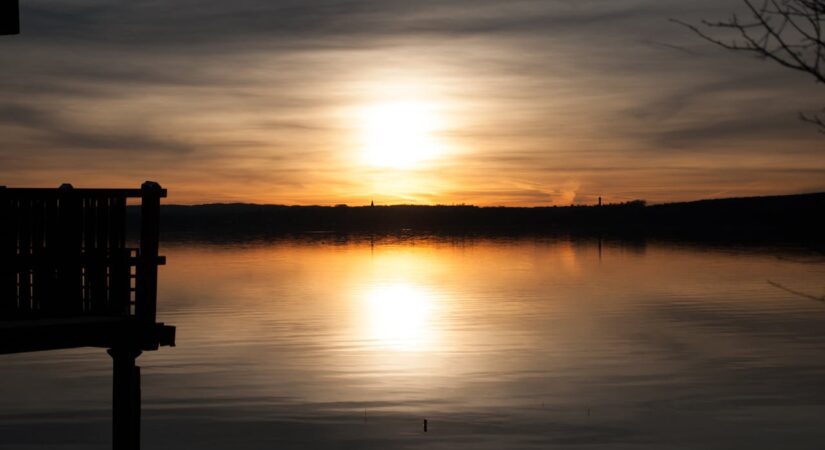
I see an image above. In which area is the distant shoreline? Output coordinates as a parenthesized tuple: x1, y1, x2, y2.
(126, 192, 825, 243)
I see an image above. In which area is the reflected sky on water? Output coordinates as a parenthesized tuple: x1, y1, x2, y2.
(2, 237, 825, 449)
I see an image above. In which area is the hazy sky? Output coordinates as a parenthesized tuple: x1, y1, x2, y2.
(1, 0, 823, 205)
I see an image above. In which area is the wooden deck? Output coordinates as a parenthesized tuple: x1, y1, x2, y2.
(0, 316, 175, 354)
(0, 181, 175, 450)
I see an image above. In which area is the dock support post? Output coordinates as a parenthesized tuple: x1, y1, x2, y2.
(108, 347, 142, 450)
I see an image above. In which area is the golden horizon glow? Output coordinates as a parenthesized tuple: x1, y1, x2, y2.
(359, 101, 445, 169)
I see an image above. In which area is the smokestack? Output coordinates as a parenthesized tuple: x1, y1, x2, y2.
(598, 196, 602, 206)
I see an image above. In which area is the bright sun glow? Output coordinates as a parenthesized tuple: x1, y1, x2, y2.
(360, 101, 444, 169)
(363, 282, 436, 351)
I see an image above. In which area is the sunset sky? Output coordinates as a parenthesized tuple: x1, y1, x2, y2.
(1, 0, 823, 205)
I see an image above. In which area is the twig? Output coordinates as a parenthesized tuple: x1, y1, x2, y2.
(768, 280, 825, 303)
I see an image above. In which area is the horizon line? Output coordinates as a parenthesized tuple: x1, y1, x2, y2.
(153, 190, 825, 209)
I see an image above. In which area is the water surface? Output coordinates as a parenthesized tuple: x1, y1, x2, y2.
(2, 237, 824, 449)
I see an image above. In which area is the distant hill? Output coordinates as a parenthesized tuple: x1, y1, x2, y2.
(127, 192, 825, 240)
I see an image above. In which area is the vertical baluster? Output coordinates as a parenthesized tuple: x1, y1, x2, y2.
(18, 198, 31, 314)
(87, 197, 106, 314)
(0, 187, 16, 315)
(109, 196, 129, 316)
(31, 199, 56, 316)
(82, 197, 96, 313)
(30, 198, 48, 314)
(40, 196, 59, 314)
(95, 196, 110, 313)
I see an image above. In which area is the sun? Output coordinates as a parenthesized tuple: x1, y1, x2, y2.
(359, 101, 444, 169)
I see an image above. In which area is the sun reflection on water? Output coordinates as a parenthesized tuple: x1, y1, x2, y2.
(362, 282, 438, 351)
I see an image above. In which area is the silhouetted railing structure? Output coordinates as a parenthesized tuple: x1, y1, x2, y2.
(0, 182, 175, 450)
(1, 185, 159, 320)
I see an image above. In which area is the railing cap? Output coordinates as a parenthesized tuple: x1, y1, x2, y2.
(142, 181, 163, 191)
(3, 185, 167, 198)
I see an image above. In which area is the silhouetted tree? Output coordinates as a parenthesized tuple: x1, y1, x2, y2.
(674, 1, 825, 133)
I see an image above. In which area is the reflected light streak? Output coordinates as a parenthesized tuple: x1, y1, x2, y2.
(362, 282, 437, 351)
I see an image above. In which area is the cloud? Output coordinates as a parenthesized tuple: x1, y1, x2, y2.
(0, 0, 822, 204)
(0, 103, 191, 154)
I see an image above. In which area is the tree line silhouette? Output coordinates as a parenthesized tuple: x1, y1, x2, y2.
(125, 192, 824, 241)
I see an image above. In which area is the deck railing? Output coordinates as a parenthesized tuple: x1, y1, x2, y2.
(0, 182, 166, 324)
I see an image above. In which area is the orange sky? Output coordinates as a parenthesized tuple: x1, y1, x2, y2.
(1, 1, 823, 205)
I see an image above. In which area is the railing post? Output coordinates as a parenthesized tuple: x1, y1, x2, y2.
(57, 184, 83, 315)
(135, 182, 162, 325)
(0, 186, 15, 315)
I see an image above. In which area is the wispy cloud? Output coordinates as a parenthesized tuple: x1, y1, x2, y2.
(0, 0, 822, 204)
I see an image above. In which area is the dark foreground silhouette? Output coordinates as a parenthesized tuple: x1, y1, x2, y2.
(0, 1, 19, 35)
(1, 182, 175, 450)
(134, 192, 824, 242)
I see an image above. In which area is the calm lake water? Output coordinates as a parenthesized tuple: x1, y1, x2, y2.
(2, 237, 825, 449)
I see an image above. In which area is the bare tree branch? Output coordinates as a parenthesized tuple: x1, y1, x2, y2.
(800, 109, 825, 132)
(768, 280, 825, 303)
(673, 0, 825, 133)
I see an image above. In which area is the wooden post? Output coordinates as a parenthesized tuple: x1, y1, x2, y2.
(135, 182, 161, 324)
(90, 196, 110, 313)
(18, 195, 31, 313)
(109, 196, 129, 315)
(0, 186, 15, 314)
(57, 184, 83, 315)
(108, 347, 142, 450)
